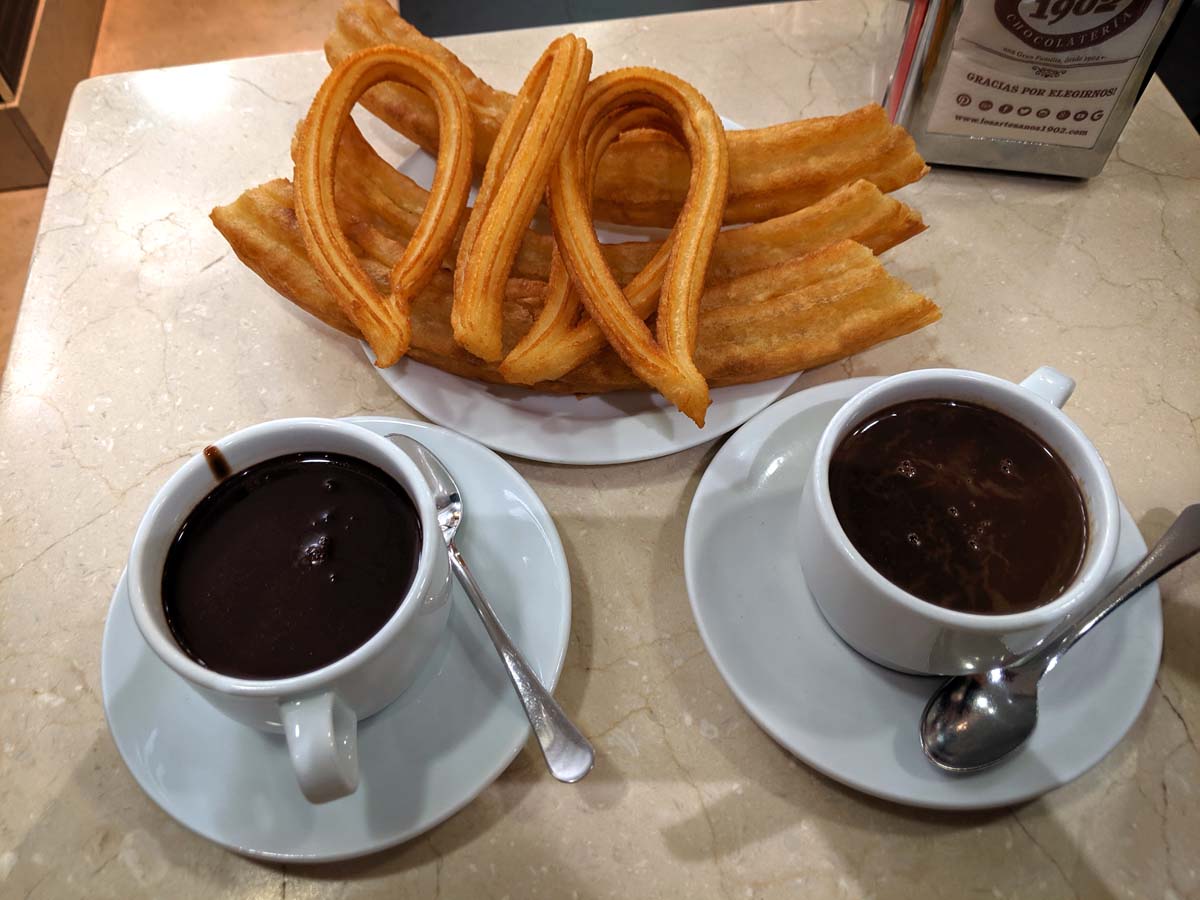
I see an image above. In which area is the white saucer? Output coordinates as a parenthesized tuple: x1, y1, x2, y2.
(101, 418, 571, 861)
(684, 377, 1163, 810)
(364, 116, 799, 466)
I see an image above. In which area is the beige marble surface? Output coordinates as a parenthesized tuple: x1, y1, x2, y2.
(2, 2, 1199, 897)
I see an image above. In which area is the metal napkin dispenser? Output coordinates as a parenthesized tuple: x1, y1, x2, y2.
(883, 0, 1186, 177)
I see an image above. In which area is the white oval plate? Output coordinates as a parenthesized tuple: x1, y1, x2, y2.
(684, 377, 1163, 810)
(365, 116, 800, 465)
(101, 418, 571, 861)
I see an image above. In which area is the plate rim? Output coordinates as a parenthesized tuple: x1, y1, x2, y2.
(683, 377, 1164, 810)
(100, 417, 573, 861)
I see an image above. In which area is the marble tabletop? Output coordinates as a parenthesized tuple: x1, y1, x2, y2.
(3, 2, 1199, 896)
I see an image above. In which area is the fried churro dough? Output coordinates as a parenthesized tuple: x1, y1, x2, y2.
(452, 34, 591, 361)
(548, 68, 729, 425)
(325, 0, 928, 226)
(293, 45, 473, 366)
(323, 118, 925, 285)
(497, 168, 924, 388)
(500, 105, 678, 387)
(695, 242, 941, 383)
(212, 182, 939, 394)
(592, 110, 927, 227)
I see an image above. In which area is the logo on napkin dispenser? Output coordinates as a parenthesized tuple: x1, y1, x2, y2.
(881, 0, 1185, 177)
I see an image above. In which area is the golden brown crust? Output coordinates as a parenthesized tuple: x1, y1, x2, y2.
(695, 242, 941, 382)
(452, 34, 591, 361)
(321, 117, 925, 283)
(592, 106, 931, 226)
(545, 68, 729, 424)
(325, 0, 929, 226)
(292, 45, 473, 366)
(216, 6, 940, 408)
(212, 183, 939, 394)
(501, 108, 683, 388)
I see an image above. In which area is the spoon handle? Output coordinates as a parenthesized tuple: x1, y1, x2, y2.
(448, 543, 595, 783)
(1029, 504, 1200, 674)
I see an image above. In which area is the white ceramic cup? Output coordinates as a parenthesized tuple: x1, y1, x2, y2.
(128, 418, 451, 803)
(798, 366, 1120, 675)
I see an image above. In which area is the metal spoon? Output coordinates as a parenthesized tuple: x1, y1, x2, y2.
(920, 503, 1200, 774)
(387, 433, 594, 783)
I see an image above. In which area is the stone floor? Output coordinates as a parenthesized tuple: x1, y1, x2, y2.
(0, 0, 343, 374)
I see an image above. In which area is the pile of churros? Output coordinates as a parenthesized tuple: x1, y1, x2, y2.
(212, 0, 940, 426)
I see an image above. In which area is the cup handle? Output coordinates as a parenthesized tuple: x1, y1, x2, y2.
(280, 692, 359, 804)
(1019, 366, 1075, 409)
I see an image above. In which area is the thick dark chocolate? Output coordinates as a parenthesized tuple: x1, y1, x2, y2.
(829, 399, 1087, 615)
(163, 451, 421, 678)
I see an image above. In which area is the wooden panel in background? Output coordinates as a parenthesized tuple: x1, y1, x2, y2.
(0, 110, 45, 187)
(0, 0, 105, 189)
(0, 0, 39, 97)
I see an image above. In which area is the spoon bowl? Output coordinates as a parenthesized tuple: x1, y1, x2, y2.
(920, 504, 1199, 774)
(920, 666, 1041, 773)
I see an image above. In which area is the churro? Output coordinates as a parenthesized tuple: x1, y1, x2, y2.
(452, 34, 591, 361)
(212, 184, 940, 392)
(325, 0, 928, 225)
(212, 5, 942, 426)
(323, 117, 925, 285)
(293, 45, 473, 366)
(547, 68, 728, 425)
(499, 105, 677, 387)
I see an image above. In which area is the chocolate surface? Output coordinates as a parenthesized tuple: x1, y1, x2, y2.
(163, 451, 421, 678)
(829, 399, 1087, 615)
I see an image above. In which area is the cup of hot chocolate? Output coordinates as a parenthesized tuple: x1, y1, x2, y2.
(127, 418, 451, 803)
(798, 366, 1120, 675)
